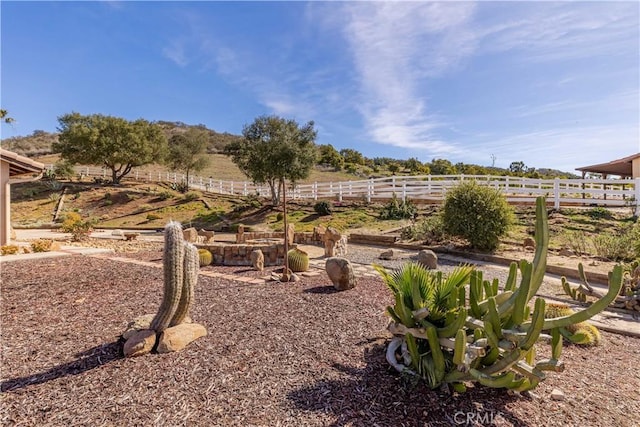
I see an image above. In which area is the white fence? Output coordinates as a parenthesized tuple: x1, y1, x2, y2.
(52, 166, 640, 214)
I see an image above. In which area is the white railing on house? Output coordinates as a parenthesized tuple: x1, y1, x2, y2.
(48, 165, 640, 215)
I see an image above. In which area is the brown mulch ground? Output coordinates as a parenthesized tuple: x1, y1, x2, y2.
(2, 253, 640, 427)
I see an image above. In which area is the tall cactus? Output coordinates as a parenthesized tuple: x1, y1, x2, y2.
(150, 222, 199, 332)
(377, 196, 623, 392)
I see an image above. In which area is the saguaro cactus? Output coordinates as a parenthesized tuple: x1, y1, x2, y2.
(150, 221, 199, 332)
(377, 197, 623, 392)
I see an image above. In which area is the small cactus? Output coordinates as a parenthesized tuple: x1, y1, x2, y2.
(545, 303, 601, 346)
(287, 248, 309, 272)
(150, 222, 199, 333)
(198, 248, 212, 266)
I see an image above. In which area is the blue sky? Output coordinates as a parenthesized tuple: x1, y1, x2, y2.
(1, 1, 638, 173)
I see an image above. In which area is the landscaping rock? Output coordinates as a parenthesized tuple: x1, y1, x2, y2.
(251, 249, 264, 271)
(417, 249, 438, 269)
(325, 257, 356, 291)
(183, 227, 198, 243)
(198, 229, 215, 243)
(111, 229, 124, 237)
(523, 237, 535, 249)
(551, 389, 565, 401)
(123, 313, 191, 340)
(379, 249, 396, 260)
(123, 329, 156, 357)
(559, 248, 574, 257)
(157, 323, 207, 353)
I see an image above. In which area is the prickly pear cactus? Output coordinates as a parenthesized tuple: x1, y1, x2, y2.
(376, 197, 623, 392)
(287, 248, 309, 272)
(150, 222, 199, 333)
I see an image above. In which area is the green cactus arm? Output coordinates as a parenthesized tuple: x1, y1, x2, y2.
(150, 221, 185, 332)
(551, 327, 562, 359)
(509, 261, 533, 326)
(527, 265, 623, 330)
(485, 297, 503, 339)
(425, 325, 446, 385)
(478, 291, 513, 315)
(512, 361, 546, 382)
(480, 348, 524, 375)
(170, 242, 198, 326)
(469, 272, 484, 318)
(469, 369, 518, 388)
(437, 307, 467, 338)
(504, 262, 518, 292)
(405, 333, 422, 374)
(519, 298, 545, 350)
(453, 329, 467, 366)
(528, 196, 549, 300)
(535, 359, 565, 372)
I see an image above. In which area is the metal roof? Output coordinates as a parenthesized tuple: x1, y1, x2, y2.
(575, 152, 640, 178)
(0, 148, 46, 176)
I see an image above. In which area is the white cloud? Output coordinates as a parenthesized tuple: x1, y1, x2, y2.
(162, 39, 189, 67)
(337, 2, 477, 154)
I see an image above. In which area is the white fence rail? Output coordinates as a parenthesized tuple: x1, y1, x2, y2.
(50, 166, 640, 214)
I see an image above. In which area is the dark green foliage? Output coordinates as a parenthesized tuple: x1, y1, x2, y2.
(401, 215, 446, 243)
(165, 128, 210, 190)
(55, 113, 167, 184)
(314, 200, 332, 216)
(442, 180, 513, 251)
(379, 194, 417, 220)
(587, 207, 612, 220)
(224, 115, 317, 206)
(170, 181, 190, 194)
(317, 144, 344, 170)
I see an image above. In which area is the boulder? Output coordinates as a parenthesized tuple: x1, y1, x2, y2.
(323, 227, 347, 257)
(417, 249, 438, 269)
(325, 257, 356, 291)
(559, 248, 574, 257)
(313, 225, 326, 242)
(379, 249, 396, 260)
(112, 229, 124, 237)
(198, 229, 215, 243)
(251, 249, 264, 271)
(123, 329, 156, 357)
(286, 223, 295, 245)
(123, 313, 191, 340)
(157, 323, 207, 353)
(182, 227, 198, 243)
(523, 237, 535, 250)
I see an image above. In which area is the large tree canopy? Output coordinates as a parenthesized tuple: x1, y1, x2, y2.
(54, 113, 167, 184)
(165, 128, 210, 190)
(224, 115, 317, 205)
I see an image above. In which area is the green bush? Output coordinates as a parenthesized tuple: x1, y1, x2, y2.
(592, 224, 637, 262)
(157, 190, 175, 200)
(586, 207, 612, 220)
(379, 194, 417, 220)
(442, 181, 513, 251)
(184, 192, 200, 202)
(61, 212, 94, 241)
(314, 200, 332, 216)
(401, 215, 446, 243)
(146, 213, 161, 221)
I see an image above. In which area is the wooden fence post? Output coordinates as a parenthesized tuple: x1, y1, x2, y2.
(554, 178, 560, 210)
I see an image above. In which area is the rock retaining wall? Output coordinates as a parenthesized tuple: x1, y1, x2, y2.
(197, 242, 297, 266)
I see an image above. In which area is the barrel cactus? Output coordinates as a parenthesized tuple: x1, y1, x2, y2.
(198, 248, 212, 267)
(287, 248, 309, 272)
(376, 197, 622, 392)
(545, 303, 601, 346)
(150, 221, 200, 333)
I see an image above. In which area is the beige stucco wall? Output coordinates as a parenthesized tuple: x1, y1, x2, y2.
(633, 157, 640, 179)
(1, 160, 10, 246)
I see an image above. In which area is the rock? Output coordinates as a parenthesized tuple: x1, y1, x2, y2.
(523, 237, 535, 249)
(323, 227, 347, 257)
(251, 249, 264, 271)
(286, 223, 295, 245)
(379, 249, 396, 260)
(325, 257, 356, 291)
(198, 229, 215, 243)
(112, 229, 124, 237)
(559, 248, 574, 257)
(123, 329, 156, 357)
(550, 389, 565, 401)
(183, 227, 198, 243)
(10, 227, 16, 240)
(157, 323, 207, 353)
(236, 224, 245, 243)
(122, 314, 191, 340)
(313, 225, 326, 241)
(417, 249, 438, 269)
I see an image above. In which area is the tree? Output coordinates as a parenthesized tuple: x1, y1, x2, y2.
(317, 144, 344, 170)
(509, 161, 528, 176)
(165, 128, 210, 190)
(224, 115, 317, 205)
(1, 109, 15, 124)
(339, 148, 365, 165)
(429, 158, 455, 175)
(54, 113, 167, 184)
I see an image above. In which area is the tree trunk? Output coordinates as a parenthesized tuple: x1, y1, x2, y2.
(111, 168, 119, 184)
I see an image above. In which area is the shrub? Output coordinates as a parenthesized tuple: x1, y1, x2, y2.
(586, 207, 612, 220)
(146, 213, 161, 221)
(314, 200, 332, 216)
(61, 212, 94, 241)
(442, 180, 513, 251)
(48, 193, 61, 203)
(401, 215, 446, 243)
(592, 225, 637, 262)
(157, 190, 175, 200)
(31, 239, 54, 253)
(379, 194, 417, 220)
(170, 181, 190, 193)
(136, 204, 153, 213)
(1, 245, 19, 256)
(183, 192, 199, 202)
(563, 230, 590, 257)
(53, 160, 75, 180)
(276, 212, 284, 222)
